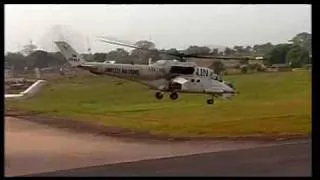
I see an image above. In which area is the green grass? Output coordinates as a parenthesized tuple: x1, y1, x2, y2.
(5, 71, 311, 138)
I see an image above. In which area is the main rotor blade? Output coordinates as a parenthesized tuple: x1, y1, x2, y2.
(98, 38, 146, 51)
(185, 55, 266, 61)
(187, 55, 250, 60)
(97, 36, 265, 61)
(97, 37, 186, 58)
(98, 36, 134, 45)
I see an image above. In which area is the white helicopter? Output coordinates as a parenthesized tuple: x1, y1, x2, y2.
(55, 38, 250, 105)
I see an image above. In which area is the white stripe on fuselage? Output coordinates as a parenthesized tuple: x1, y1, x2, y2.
(82, 62, 166, 81)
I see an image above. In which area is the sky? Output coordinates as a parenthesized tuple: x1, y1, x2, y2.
(5, 4, 311, 53)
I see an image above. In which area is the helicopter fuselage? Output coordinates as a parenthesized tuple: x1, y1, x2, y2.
(79, 60, 235, 95)
(55, 40, 237, 104)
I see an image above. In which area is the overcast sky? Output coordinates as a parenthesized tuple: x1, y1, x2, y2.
(5, 4, 311, 53)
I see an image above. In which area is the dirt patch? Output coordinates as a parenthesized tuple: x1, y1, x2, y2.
(5, 111, 188, 142)
(5, 109, 310, 142)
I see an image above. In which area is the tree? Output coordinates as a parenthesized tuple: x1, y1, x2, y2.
(5, 52, 27, 71)
(233, 46, 245, 55)
(224, 47, 235, 56)
(107, 48, 130, 63)
(42, 52, 67, 67)
(266, 44, 291, 65)
(211, 48, 219, 56)
(81, 53, 94, 62)
(160, 48, 180, 60)
(50, 52, 68, 66)
(289, 32, 311, 54)
(131, 40, 160, 64)
(93, 53, 108, 62)
(27, 51, 68, 68)
(184, 46, 211, 55)
(27, 50, 50, 68)
(286, 44, 310, 68)
(253, 43, 274, 56)
(244, 45, 252, 56)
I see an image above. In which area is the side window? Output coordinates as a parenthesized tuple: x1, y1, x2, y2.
(191, 79, 195, 82)
(212, 75, 218, 80)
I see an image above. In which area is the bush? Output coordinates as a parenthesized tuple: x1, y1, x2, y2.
(241, 66, 248, 74)
(249, 63, 266, 72)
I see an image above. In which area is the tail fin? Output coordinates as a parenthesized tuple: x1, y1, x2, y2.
(54, 41, 86, 67)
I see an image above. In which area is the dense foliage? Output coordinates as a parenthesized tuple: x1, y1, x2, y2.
(5, 32, 311, 72)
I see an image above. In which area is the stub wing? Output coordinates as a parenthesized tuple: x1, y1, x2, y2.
(171, 77, 188, 84)
(205, 88, 224, 93)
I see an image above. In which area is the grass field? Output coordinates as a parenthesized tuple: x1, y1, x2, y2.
(5, 70, 311, 138)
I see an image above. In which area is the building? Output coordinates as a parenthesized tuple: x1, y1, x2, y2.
(268, 64, 292, 72)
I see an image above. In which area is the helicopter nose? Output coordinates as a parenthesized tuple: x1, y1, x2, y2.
(223, 81, 239, 94)
(226, 81, 234, 89)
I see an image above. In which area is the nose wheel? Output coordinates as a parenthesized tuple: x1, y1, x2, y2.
(207, 95, 215, 105)
(207, 98, 214, 105)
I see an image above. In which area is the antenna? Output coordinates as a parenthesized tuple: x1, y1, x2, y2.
(86, 36, 92, 55)
(85, 36, 93, 61)
(21, 39, 37, 56)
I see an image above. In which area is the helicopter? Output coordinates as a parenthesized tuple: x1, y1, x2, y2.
(54, 37, 256, 105)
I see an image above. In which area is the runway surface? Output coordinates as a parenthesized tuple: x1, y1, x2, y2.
(5, 117, 311, 177)
(29, 141, 311, 177)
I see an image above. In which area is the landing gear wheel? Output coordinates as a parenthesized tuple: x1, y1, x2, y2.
(207, 98, 214, 105)
(155, 92, 164, 100)
(169, 92, 179, 100)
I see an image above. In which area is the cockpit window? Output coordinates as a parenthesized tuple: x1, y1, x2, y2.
(170, 66, 195, 74)
(211, 74, 218, 80)
(212, 74, 223, 82)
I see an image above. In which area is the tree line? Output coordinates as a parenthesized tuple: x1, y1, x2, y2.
(5, 32, 311, 72)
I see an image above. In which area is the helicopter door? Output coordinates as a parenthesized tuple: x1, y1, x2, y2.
(184, 77, 205, 93)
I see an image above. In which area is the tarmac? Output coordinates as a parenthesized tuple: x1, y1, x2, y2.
(5, 116, 311, 177)
(30, 141, 311, 177)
